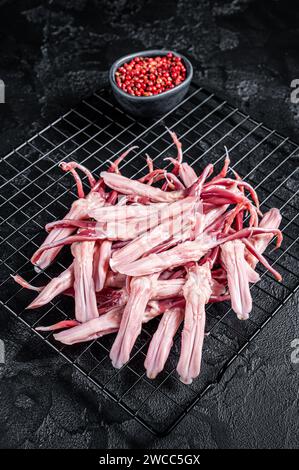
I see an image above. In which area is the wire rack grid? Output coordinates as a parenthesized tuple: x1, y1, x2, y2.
(0, 82, 298, 436)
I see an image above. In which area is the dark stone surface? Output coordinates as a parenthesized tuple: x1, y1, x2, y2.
(0, 0, 299, 449)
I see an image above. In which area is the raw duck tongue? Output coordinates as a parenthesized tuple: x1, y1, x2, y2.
(221, 240, 260, 320)
(177, 262, 212, 384)
(109, 273, 159, 369)
(72, 241, 99, 322)
(145, 306, 184, 379)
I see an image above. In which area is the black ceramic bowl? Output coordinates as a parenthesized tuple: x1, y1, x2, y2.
(109, 49, 193, 119)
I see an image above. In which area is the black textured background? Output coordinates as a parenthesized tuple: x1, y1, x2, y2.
(0, 0, 299, 449)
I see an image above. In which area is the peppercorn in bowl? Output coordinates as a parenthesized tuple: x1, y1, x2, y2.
(109, 50, 193, 118)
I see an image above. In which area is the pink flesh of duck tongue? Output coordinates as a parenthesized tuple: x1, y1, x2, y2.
(153, 279, 185, 299)
(165, 156, 197, 188)
(153, 278, 228, 300)
(220, 209, 282, 320)
(203, 205, 229, 231)
(247, 208, 282, 268)
(31, 191, 105, 270)
(109, 273, 159, 369)
(54, 299, 167, 346)
(25, 267, 126, 311)
(89, 202, 166, 222)
(176, 262, 212, 385)
(24, 269, 183, 314)
(221, 240, 260, 320)
(96, 287, 128, 314)
(116, 227, 282, 277)
(27, 273, 206, 323)
(54, 306, 124, 344)
(26, 264, 74, 309)
(89, 201, 184, 241)
(165, 130, 200, 188)
(13, 127, 285, 383)
(100, 171, 184, 203)
(36, 320, 79, 332)
(145, 306, 184, 380)
(93, 240, 112, 292)
(179, 163, 198, 187)
(35, 289, 127, 334)
(71, 241, 99, 322)
(114, 235, 215, 277)
(11, 274, 44, 292)
(104, 271, 126, 289)
(111, 196, 196, 269)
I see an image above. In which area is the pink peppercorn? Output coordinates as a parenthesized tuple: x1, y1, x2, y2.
(115, 53, 187, 96)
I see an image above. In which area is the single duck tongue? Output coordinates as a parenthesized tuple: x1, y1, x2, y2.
(93, 240, 112, 292)
(221, 240, 260, 320)
(109, 273, 159, 369)
(145, 306, 184, 380)
(53, 306, 124, 344)
(26, 264, 74, 309)
(177, 262, 212, 384)
(72, 241, 99, 322)
(53, 299, 169, 346)
(247, 208, 282, 268)
(100, 171, 184, 203)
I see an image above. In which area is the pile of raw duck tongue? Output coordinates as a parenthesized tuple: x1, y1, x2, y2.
(14, 131, 282, 384)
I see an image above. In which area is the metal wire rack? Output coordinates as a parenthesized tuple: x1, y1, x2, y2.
(0, 82, 298, 437)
